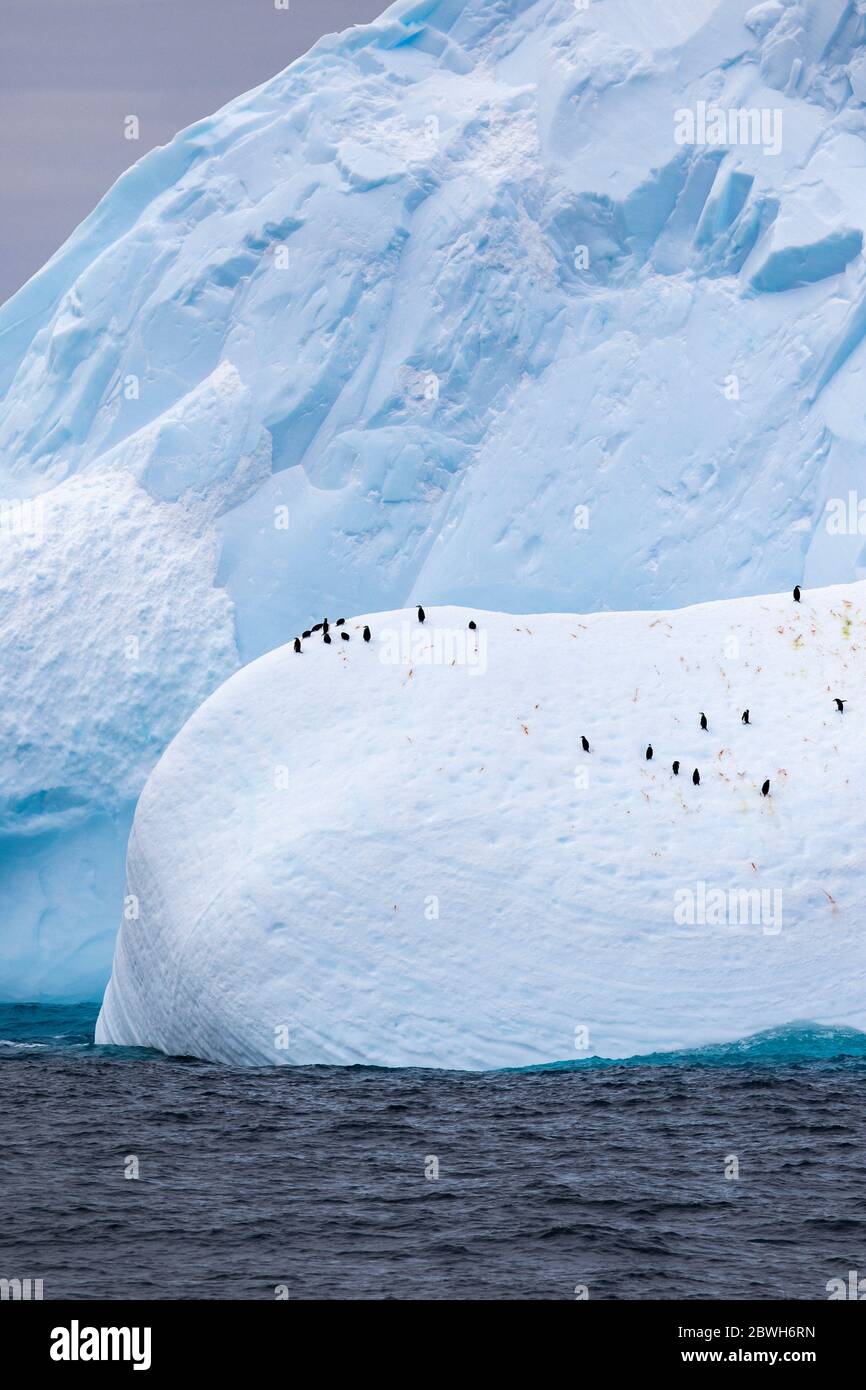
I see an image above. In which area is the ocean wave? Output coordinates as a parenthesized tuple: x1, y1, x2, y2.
(513, 1023, 866, 1072)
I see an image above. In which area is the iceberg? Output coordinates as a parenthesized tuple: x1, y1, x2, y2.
(6, 0, 866, 997)
(97, 590, 866, 1066)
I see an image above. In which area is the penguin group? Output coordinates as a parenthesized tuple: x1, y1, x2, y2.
(581, 682, 848, 801)
(637, 708, 765, 796)
(291, 584, 842, 812)
(292, 605, 478, 656)
(617, 587, 843, 800)
(294, 615, 349, 652)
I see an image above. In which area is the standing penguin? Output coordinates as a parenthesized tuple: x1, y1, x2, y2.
(700, 712, 708, 731)
(581, 736, 590, 753)
(363, 625, 371, 643)
(417, 605, 426, 623)
(835, 698, 846, 713)
(323, 618, 330, 634)
(793, 585, 801, 602)
(692, 768, 700, 786)
(761, 779, 770, 796)
(646, 744, 653, 760)
(293, 637, 301, 653)
(672, 760, 680, 775)
(741, 709, 750, 725)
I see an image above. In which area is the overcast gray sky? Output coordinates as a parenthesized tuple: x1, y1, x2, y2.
(0, 0, 386, 305)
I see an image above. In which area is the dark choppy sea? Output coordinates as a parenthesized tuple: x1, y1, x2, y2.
(1, 1006, 865, 1301)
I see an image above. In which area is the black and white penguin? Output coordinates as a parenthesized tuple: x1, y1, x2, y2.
(742, 709, 750, 725)
(363, 625, 371, 643)
(835, 698, 846, 712)
(323, 619, 330, 634)
(417, 605, 426, 623)
(692, 768, 700, 786)
(293, 638, 301, 653)
(336, 618, 345, 626)
(700, 712, 708, 731)
(793, 585, 801, 602)
(581, 736, 590, 753)
(672, 760, 680, 775)
(646, 744, 653, 760)
(761, 779, 770, 796)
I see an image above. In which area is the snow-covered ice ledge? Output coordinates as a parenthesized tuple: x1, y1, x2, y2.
(97, 590, 866, 1067)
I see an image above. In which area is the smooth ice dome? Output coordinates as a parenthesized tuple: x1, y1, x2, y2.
(7, 0, 866, 997)
(97, 590, 866, 1067)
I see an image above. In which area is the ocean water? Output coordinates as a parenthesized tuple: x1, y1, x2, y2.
(1, 1006, 865, 1301)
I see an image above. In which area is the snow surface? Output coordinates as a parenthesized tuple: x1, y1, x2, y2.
(6, 0, 866, 996)
(98, 589, 866, 1067)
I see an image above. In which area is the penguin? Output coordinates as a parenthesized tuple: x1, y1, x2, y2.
(323, 632, 332, 645)
(700, 712, 708, 731)
(341, 631, 350, 641)
(323, 619, 330, 634)
(741, 709, 750, 725)
(293, 638, 301, 653)
(581, 736, 590, 753)
(672, 760, 680, 775)
(468, 620, 477, 630)
(793, 585, 801, 602)
(692, 768, 700, 786)
(336, 618, 345, 626)
(311, 623, 323, 633)
(363, 626, 371, 643)
(646, 744, 653, 760)
(417, 605, 426, 623)
(761, 779, 770, 796)
(835, 698, 846, 713)
(302, 630, 312, 640)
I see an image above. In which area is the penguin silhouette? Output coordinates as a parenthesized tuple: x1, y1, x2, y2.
(417, 605, 426, 623)
(672, 760, 680, 775)
(700, 712, 708, 731)
(581, 736, 590, 753)
(323, 632, 332, 644)
(293, 638, 301, 653)
(363, 626, 371, 643)
(302, 630, 312, 639)
(323, 619, 330, 634)
(793, 585, 801, 602)
(311, 623, 322, 632)
(646, 744, 653, 760)
(336, 618, 345, 626)
(341, 632, 350, 641)
(468, 620, 477, 630)
(741, 709, 750, 725)
(761, 779, 770, 796)
(835, 698, 846, 712)
(692, 768, 700, 786)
